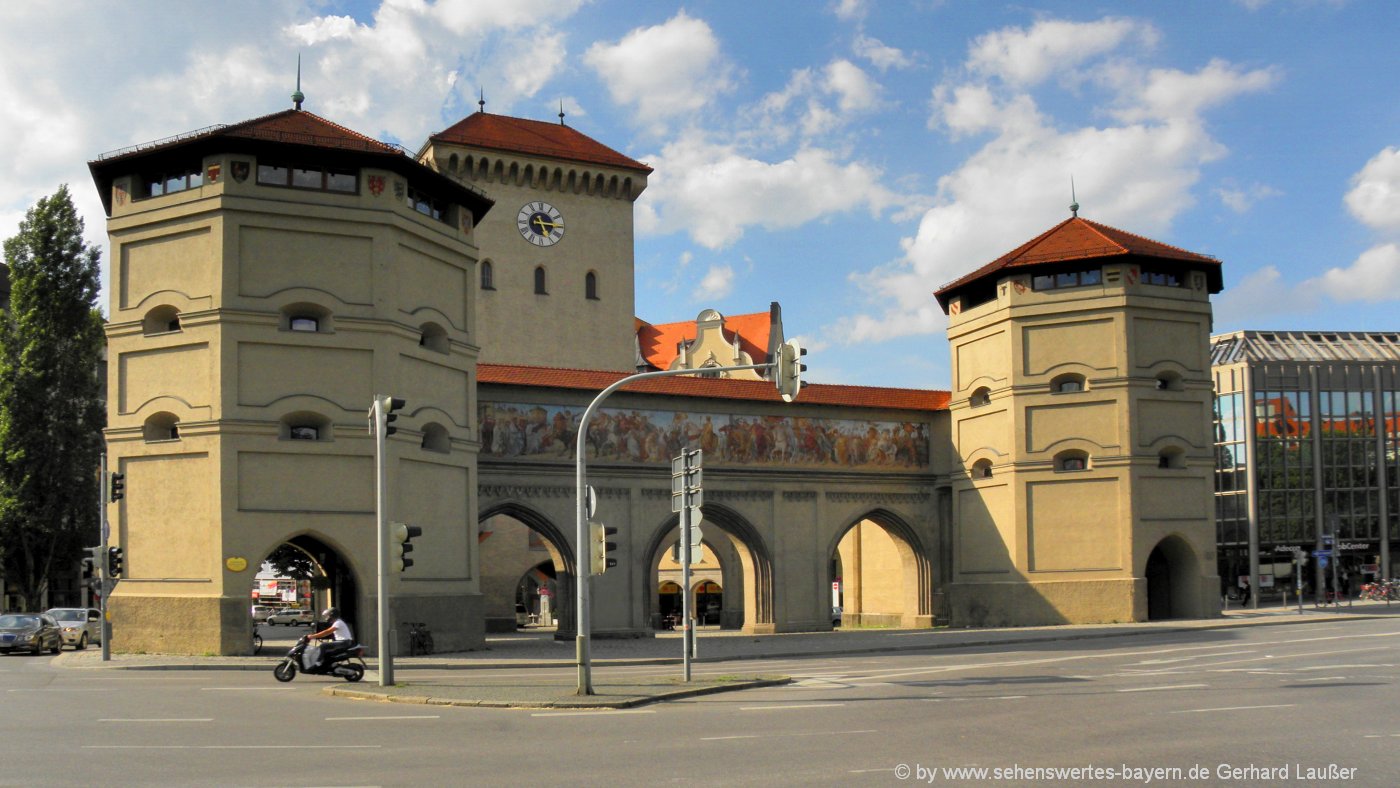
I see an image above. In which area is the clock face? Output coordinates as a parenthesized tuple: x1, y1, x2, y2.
(517, 201, 565, 247)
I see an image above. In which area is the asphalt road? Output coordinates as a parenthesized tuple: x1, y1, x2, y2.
(2, 617, 1398, 786)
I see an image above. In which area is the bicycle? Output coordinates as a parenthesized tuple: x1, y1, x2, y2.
(406, 621, 433, 656)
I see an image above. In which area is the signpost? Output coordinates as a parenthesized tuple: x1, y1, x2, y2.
(673, 448, 703, 681)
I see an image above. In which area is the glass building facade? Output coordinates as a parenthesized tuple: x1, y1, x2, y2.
(1211, 331, 1400, 601)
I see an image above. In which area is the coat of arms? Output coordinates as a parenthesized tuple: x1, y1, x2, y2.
(368, 175, 385, 196)
(231, 161, 250, 183)
(206, 164, 221, 184)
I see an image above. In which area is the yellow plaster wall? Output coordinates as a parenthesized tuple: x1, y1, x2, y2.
(1026, 477, 1121, 571)
(957, 483, 1014, 573)
(237, 225, 373, 303)
(1021, 318, 1116, 376)
(117, 343, 211, 414)
(119, 226, 215, 310)
(1025, 400, 1119, 453)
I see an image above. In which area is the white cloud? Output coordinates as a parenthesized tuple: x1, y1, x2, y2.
(853, 35, 912, 71)
(636, 133, 900, 249)
(824, 59, 881, 113)
(831, 0, 867, 22)
(1310, 244, 1400, 303)
(696, 264, 736, 300)
(966, 18, 1156, 87)
(1216, 182, 1282, 213)
(583, 12, 733, 134)
(1345, 147, 1400, 231)
(1213, 265, 1318, 324)
(839, 17, 1273, 345)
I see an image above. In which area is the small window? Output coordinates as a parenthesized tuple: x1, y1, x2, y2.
(585, 271, 599, 300)
(141, 164, 203, 198)
(970, 387, 991, 408)
(326, 171, 356, 192)
(972, 459, 993, 479)
(282, 412, 330, 442)
(1158, 447, 1185, 469)
(406, 186, 446, 222)
(289, 426, 319, 441)
(420, 322, 449, 354)
(1155, 372, 1183, 391)
(142, 305, 182, 336)
(534, 266, 548, 295)
(281, 303, 331, 333)
(1051, 373, 1086, 393)
(1055, 450, 1089, 472)
(289, 317, 319, 332)
(481, 261, 494, 290)
(421, 423, 450, 454)
(143, 412, 180, 442)
(257, 164, 290, 186)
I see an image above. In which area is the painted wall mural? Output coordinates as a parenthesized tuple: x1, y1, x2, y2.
(479, 402, 930, 470)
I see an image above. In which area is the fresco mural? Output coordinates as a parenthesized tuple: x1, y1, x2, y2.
(479, 402, 930, 470)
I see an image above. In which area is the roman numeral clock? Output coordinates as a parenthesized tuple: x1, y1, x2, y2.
(517, 201, 564, 246)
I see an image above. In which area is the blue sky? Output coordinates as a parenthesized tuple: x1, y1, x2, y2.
(3, 1, 1398, 391)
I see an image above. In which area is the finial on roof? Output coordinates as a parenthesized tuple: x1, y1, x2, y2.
(291, 54, 305, 110)
(1069, 175, 1079, 217)
(478, 87, 485, 113)
(559, 99, 566, 125)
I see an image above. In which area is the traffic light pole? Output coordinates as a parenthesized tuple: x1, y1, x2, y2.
(573, 363, 774, 696)
(373, 395, 394, 687)
(99, 454, 111, 663)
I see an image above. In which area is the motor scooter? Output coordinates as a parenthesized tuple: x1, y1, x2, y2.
(272, 635, 367, 683)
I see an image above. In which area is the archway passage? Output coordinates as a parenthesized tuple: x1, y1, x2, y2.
(479, 503, 576, 638)
(828, 511, 934, 629)
(1145, 535, 1201, 621)
(254, 535, 360, 653)
(654, 535, 733, 630)
(643, 504, 774, 634)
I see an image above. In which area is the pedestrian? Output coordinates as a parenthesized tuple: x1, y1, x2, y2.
(1240, 579, 1251, 607)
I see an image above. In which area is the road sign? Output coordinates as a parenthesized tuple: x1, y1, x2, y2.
(1312, 549, 1331, 558)
(586, 485, 597, 519)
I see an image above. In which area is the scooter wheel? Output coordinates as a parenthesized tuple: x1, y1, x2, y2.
(273, 660, 297, 682)
(342, 663, 365, 683)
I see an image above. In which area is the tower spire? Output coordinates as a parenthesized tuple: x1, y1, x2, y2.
(292, 54, 305, 111)
(478, 87, 485, 113)
(559, 99, 566, 125)
(1069, 175, 1079, 217)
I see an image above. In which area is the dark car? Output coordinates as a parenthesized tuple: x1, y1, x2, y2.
(0, 613, 63, 655)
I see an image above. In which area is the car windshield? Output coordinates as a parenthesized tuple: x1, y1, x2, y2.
(48, 609, 84, 621)
(0, 615, 37, 628)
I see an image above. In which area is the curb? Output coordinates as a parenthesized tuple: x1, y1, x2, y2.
(321, 676, 793, 709)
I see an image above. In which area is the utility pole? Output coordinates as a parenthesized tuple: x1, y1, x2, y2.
(98, 454, 111, 662)
(672, 448, 703, 680)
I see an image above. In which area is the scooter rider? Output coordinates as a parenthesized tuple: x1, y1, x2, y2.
(307, 607, 353, 666)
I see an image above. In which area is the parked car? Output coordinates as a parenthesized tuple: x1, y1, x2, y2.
(250, 605, 276, 623)
(44, 607, 102, 649)
(0, 613, 63, 655)
(265, 608, 314, 627)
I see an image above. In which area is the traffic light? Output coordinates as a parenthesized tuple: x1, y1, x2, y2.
(108, 471, 125, 502)
(107, 546, 124, 578)
(383, 396, 406, 436)
(589, 520, 618, 575)
(391, 521, 421, 572)
(775, 339, 806, 402)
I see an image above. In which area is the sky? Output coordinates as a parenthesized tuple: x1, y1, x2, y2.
(2, 0, 1398, 391)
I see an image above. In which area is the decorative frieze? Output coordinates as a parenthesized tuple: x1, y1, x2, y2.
(781, 491, 817, 502)
(826, 491, 931, 505)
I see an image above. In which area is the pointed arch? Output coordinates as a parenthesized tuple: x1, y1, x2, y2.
(641, 503, 774, 634)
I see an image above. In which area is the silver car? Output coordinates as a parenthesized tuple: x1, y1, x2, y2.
(45, 608, 102, 649)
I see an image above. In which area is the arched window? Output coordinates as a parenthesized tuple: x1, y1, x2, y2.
(585, 271, 599, 300)
(1155, 372, 1182, 391)
(970, 387, 991, 408)
(534, 266, 548, 295)
(972, 459, 993, 479)
(1054, 450, 1089, 472)
(142, 305, 181, 336)
(143, 412, 180, 442)
(281, 302, 331, 333)
(1051, 373, 1086, 393)
(480, 260, 494, 290)
(1158, 447, 1185, 469)
(421, 422, 450, 454)
(282, 411, 331, 442)
(419, 322, 449, 354)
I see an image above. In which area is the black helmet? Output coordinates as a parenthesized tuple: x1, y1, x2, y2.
(321, 607, 339, 619)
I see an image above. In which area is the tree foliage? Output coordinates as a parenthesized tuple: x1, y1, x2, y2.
(0, 185, 105, 611)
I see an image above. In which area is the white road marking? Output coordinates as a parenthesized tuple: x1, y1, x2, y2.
(7, 688, 114, 692)
(100, 718, 213, 723)
(988, 695, 1027, 700)
(325, 715, 440, 721)
(701, 729, 877, 741)
(739, 703, 845, 711)
(1295, 676, 1348, 682)
(1117, 684, 1208, 693)
(850, 768, 900, 774)
(1171, 704, 1296, 714)
(199, 687, 296, 691)
(529, 710, 656, 717)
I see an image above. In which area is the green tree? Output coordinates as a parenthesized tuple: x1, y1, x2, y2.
(0, 185, 105, 611)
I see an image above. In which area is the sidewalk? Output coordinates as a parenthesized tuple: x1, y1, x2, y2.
(52, 599, 1400, 709)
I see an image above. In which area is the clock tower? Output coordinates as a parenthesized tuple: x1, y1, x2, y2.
(418, 111, 651, 371)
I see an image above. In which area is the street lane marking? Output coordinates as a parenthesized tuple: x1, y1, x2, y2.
(100, 718, 213, 722)
(1171, 704, 1295, 714)
(530, 710, 656, 717)
(702, 729, 877, 741)
(325, 715, 440, 721)
(1117, 684, 1208, 693)
(739, 703, 844, 711)
(988, 695, 1027, 700)
(1296, 676, 1348, 682)
(84, 745, 382, 750)
(199, 687, 296, 691)
(7, 688, 114, 692)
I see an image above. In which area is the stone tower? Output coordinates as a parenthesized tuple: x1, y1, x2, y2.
(417, 111, 651, 372)
(90, 108, 494, 655)
(935, 215, 1223, 625)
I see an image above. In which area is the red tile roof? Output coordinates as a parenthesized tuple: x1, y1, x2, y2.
(934, 216, 1221, 309)
(637, 311, 772, 371)
(221, 109, 405, 155)
(429, 113, 652, 173)
(478, 364, 950, 412)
